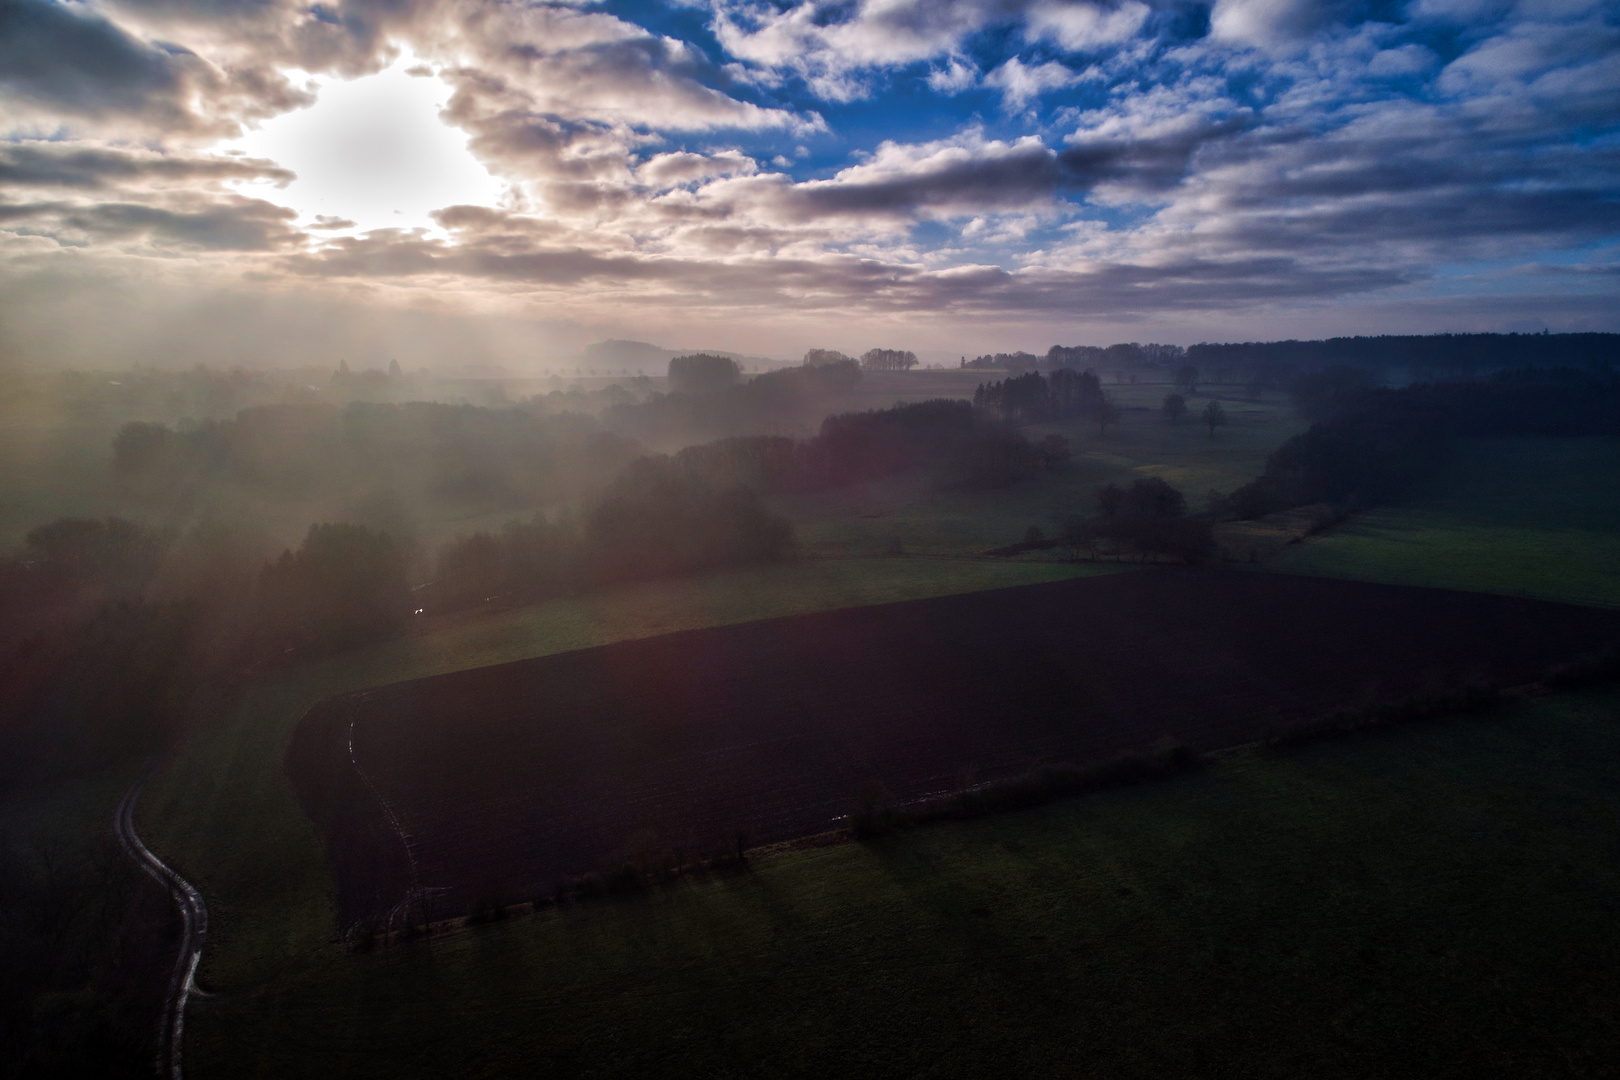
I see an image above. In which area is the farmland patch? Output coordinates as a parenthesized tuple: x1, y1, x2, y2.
(287, 569, 1620, 927)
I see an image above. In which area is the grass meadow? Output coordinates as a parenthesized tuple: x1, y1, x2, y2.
(176, 687, 1620, 1079)
(1274, 438, 1620, 608)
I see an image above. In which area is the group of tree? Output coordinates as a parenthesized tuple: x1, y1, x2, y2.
(972, 370, 1120, 433)
(1047, 343, 1187, 369)
(1228, 366, 1620, 519)
(859, 348, 919, 372)
(962, 343, 1188, 372)
(799, 347, 917, 372)
(667, 399, 1066, 497)
(963, 351, 1040, 373)
(425, 458, 794, 613)
(600, 357, 864, 448)
(1162, 393, 1227, 435)
(667, 354, 741, 394)
(1059, 477, 1216, 564)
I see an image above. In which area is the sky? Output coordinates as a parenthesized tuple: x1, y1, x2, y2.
(1, 0, 1618, 368)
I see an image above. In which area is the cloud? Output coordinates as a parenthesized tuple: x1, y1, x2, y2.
(712, 0, 1036, 100)
(1, 0, 1617, 354)
(1, 191, 303, 251)
(984, 57, 1086, 109)
(1208, 0, 1357, 49)
(0, 0, 193, 112)
(0, 141, 293, 190)
(927, 57, 980, 94)
(1025, 1, 1150, 51)
(0, 0, 317, 139)
(438, 7, 817, 134)
(710, 0, 1153, 100)
(637, 150, 759, 188)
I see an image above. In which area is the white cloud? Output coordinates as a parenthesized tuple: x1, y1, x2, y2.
(1025, 1, 1150, 51)
(637, 150, 759, 188)
(928, 57, 981, 94)
(1209, 0, 1344, 49)
(985, 57, 1085, 109)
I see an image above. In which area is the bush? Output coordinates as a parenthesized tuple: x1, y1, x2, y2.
(1266, 681, 1500, 750)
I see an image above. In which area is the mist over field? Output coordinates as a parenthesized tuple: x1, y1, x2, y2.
(4, 0, 1620, 1076)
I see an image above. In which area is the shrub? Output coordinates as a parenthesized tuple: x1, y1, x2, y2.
(1266, 681, 1500, 750)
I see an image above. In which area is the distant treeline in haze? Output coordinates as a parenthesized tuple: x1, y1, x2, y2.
(1230, 366, 1620, 519)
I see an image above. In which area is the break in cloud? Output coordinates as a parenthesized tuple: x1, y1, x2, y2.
(1, 0, 1617, 365)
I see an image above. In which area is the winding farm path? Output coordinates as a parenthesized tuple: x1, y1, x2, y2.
(115, 780, 208, 1080)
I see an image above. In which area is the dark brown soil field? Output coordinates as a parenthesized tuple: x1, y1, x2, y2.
(285, 569, 1620, 928)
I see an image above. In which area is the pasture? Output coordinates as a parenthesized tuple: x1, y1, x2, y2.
(286, 569, 1620, 928)
(1276, 438, 1620, 607)
(185, 686, 1620, 1079)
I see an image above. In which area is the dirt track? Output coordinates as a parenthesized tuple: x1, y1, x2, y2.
(286, 569, 1620, 927)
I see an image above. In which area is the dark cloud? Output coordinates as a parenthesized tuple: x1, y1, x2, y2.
(274, 219, 1414, 319)
(3, 194, 301, 251)
(790, 141, 1058, 217)
(1057, 116, 1252, 194)
(0, 0, 200, 122)
(0, 142, 293, 189)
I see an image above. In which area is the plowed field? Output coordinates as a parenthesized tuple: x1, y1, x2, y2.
(286, 569, 1620, 927)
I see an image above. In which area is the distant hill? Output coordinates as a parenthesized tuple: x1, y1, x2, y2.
(577, 339, 781, 375)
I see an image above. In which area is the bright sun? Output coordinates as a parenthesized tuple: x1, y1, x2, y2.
(230, 56, 505, 235)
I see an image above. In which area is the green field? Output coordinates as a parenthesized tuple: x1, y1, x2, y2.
(780, 377, 1305, 558)
(1274, 438, 1620, 608)
(170, 687, 1620, 1078)
(138, 557, 1121, 996)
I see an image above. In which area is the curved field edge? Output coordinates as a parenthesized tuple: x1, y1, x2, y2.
(137, 557, 1121, 990)
(183, 687, 1620, 1079)
(1271, 437, 1620, 609)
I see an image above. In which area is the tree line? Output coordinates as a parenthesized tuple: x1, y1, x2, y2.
(1228, 367, 1620, 519)
(1188, 332, 1619, 379)
(960, 343, 1188, 372)
(113, 400, 638, 509)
